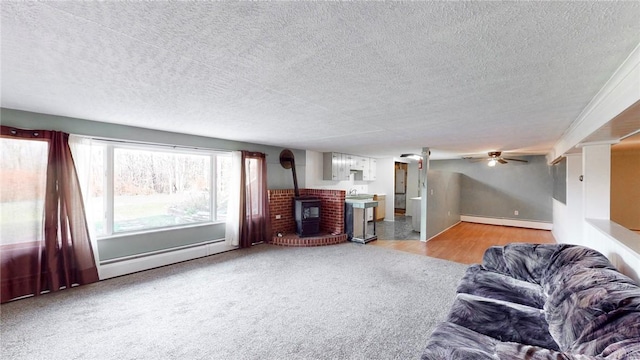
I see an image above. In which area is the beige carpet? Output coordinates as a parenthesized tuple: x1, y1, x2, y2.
(1, 243, 468, 360)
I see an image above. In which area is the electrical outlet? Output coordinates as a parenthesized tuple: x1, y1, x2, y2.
(514, 210, 519, 216)
(447, 211, 451, 216)
(430, 189, 434, 195)
(275, 214, 282, 219)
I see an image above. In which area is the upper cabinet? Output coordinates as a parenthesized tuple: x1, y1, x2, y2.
(365, 158, 376, 181)
(323, 152, 377, 181)
(323, 152, 349, 181)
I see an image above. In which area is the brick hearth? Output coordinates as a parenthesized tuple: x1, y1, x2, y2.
(270, 232, 348, 247)
(268, 188, 346, 247)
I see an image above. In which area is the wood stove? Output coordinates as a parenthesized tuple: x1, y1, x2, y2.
(280, 149, 322, 237)
(294, 198, 321, 237)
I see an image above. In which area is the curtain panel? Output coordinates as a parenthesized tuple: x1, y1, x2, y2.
(225, 151, 242, 247)
(1, 125, 98, 303)
(239, 151, 270, 248)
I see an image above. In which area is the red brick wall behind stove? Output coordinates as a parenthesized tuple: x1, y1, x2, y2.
(268, 189, 296, 234)
(267, 189, 345, 236)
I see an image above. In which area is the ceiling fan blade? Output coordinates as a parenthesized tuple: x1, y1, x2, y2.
(463, 157, 486, 162)
(502, 157, 528, 163)
(497, 158, 508, 164)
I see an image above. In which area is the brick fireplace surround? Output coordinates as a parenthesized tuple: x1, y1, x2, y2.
(268, 189, 348, 247)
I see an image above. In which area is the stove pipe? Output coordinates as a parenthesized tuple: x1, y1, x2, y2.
(279, 149, 300, 197)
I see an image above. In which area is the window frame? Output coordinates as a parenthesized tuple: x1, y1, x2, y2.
(90, 140, 229, 239)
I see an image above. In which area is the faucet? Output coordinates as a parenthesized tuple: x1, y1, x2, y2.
(349, 188, 358, 196)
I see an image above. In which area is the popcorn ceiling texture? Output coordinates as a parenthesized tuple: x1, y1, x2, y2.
(1, 1, 639, 157)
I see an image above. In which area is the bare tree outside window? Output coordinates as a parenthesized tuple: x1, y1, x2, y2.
(113, 148, 212, 232)
(0, 138, 48, 245)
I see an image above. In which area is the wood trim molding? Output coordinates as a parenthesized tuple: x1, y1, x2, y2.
(460, 215, 553, 231)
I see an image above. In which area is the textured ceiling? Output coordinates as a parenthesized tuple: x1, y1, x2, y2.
(1, 1, 639, 159)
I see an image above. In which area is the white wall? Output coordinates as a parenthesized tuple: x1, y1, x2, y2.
(551, 44, 640, 282)
(367, 157, 396, 221)
(584, 220, 640, 282)
(553, 154, 640, 284)
(552, 154, 583, 245)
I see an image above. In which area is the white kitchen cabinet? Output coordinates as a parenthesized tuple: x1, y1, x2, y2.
(362, 158, 370, 180)
(353, 156, 366, 171)
(362, 158, 377, 181)
(344, 154, 354, 171)
(323, 152, 376, 181)
(323, 152, 349, 181)
(369, 158, 377, 181)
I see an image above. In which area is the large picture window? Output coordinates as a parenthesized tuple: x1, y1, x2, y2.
(80, 141, 231, 237)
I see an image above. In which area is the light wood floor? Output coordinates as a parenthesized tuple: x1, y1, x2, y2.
(370, 222, 556, 265)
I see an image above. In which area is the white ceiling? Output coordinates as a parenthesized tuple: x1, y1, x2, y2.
(1, 1, 639, 159)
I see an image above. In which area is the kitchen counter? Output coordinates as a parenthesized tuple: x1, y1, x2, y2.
(345, 199, 378, 208)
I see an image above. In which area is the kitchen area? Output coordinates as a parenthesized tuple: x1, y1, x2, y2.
(297, 150, 462, 243)
(302, 151, 392, 243)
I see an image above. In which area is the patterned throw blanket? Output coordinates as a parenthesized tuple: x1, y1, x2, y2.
(422, 243, 640, 360)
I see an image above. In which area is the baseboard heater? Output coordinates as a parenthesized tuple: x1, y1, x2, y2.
(99, 239, 236, 280)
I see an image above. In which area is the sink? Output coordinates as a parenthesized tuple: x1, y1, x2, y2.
(345, 194, 374, 200)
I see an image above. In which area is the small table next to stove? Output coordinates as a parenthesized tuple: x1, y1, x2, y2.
(344, 199, 378, 244)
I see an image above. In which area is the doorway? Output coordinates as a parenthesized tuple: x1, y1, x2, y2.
(394, 162, 408, 215)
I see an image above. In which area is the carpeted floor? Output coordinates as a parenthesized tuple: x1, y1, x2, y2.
(1, 243, 468, 360)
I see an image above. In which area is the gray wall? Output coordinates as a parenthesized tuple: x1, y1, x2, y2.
(430, 156, 552, 222)
(1, 108, 305, 190)
(1, 108, 304, 260)
(426, 170, 461, 238)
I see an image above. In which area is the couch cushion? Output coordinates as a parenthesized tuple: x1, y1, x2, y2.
(481, 246, 510, 276)
(542, 245, 617, 293)
(457, 264, 546, 309)
(500, 243, 560, 284)
(572, 309, 640, 356)
(447, 293, 559, 350)
(422, 321, 498, 360)
(543, 253, 639, 350)
(602, 338, 640, 360)
(482, 243, 564, 284)
(422, 321, 607, 360)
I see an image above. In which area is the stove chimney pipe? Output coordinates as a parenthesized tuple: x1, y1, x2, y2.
(279, 149, 300, 197)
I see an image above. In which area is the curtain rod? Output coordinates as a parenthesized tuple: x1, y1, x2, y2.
(77, 134, 233, 153)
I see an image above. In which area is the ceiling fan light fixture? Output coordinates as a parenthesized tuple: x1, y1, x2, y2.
(400, 153, 422, 161)
(488, 159, 497, 167)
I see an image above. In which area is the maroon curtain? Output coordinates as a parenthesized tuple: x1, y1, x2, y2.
(239, 151, 270, 248)
(1, 126, 98, 303)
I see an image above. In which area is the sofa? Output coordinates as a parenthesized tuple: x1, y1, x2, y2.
(422, 243, 640, 359)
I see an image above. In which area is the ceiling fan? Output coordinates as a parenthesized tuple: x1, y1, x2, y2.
(464, 151, 528, 167)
